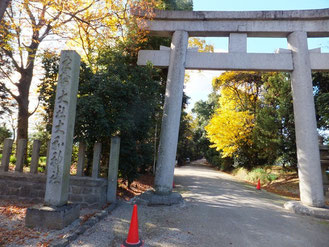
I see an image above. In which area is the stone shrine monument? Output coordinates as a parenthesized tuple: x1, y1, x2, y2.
(26, 51, 81, 229)
(135, 8, 329, 210)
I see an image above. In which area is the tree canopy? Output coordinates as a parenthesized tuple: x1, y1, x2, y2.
(0, 0, 158, 141)
(204, 71, 297, 170)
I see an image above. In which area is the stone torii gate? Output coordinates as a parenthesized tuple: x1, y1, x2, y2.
(135, 8, 329, 209)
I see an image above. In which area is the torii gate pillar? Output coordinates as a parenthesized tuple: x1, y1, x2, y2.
(288, 31, 324, 207)
(155, 30, 189, 194)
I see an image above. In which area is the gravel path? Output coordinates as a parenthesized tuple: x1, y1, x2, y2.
(70, 160, 329, 247)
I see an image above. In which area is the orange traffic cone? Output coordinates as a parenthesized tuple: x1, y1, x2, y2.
(256, 179, 261, 190)
(121, 204, 144, 247)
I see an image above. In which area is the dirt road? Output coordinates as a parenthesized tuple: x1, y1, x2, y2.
(70, 160, 329, 247)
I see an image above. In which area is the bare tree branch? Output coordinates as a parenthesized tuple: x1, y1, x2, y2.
(0, 81, 18, 101)
(1, 48, 22, 73)
(23, 0, 36, 27)
(29, 99, 40, 117)
(0, 66, 16, 86)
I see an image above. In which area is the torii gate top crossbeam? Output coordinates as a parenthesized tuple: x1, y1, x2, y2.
(134, 9, 329, 37)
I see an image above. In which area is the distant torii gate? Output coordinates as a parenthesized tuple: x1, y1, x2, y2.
(136, 8, 329, 208)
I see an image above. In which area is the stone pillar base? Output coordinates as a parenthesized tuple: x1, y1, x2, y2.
(25, 203, 80, 229)
(284, 201, 329, 219)
(131, 190, 183, 206)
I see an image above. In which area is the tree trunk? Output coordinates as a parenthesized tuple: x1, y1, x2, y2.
(0, 0, 10, 22)
(17, 97, 29, 141)
(16, 69, 33, 141)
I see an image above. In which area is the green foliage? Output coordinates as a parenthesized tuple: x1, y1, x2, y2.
(76, 50, 162, 182)
(198, 72, 297, 170)
(234, 167, 278, 184)
(161, 0, 193, 10)
(0, 125, 11, 144)
(313, 72, 329, 138)
(9, 155, 16, 164)
(38, 51, 60, 133)
(255, 73, 297, 168)
(28, 123, 51, 158)
(176, 94, 200, 165)
(267, 173, 279, 182)
(192, 92, 220, 164)
(39, 48, 163, 183)
(39, 156, 47, 163)
(36, 0, 197, 183)
(36, 156, 47, 173)
(247, 168, 267, 182)
(0, 47, 15, 119)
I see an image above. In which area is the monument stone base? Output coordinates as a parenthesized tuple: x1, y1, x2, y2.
(284, 201, 329, 219)
(25, 203, 80, 229)
(131, 190, 183, 206)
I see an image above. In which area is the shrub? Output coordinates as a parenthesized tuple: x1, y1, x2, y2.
(267, 173, 278, 182)
(233, 166, 278, 184)
(10, 155, 16, 164)
(38, 166, 46, 173)
(39, 156, 47, 163)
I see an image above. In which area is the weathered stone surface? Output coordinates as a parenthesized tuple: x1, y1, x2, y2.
(138, 49, 329, 72)
(284, 201, 329, 219)
(82, 187, 93, 194)
(45, 50, 81, 207)
(0, 172, 108, 208)
(76, 142, 86, 177)
(229, 33, 247, 53)
(49, 238, 69, 247)
(30, 140, 41, 174)
(25, 203, 80, 229)
(133, 9, 329, 37)
(71, 185, 83, 194)
(45, 140, 50, 175)
(48, 203, 116, 247)
(76, 225, 88, 235)
(107, 137, 120, 203)
(92, 142, 102, 178)
(65, 232, 79, 242)
(15, 139, 27, 172)
(0, 138, 13, 172)
(84, 195, 99, 204)
(155, 31, 188, 195)
(132, 190, 183, 206)
(71, 176, 106, 187)
(84, 217, 98, 226)
(138, 50, 298, 71)
(135, 8, 329, 21)
(288, 31, 324, 207)
(68, 194, 84, 202)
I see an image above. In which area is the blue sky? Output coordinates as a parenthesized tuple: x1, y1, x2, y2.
(184, 0, 329, 112)
(193, 0, 329, 11)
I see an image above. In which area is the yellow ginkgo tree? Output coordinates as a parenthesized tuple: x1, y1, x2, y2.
(205, 71, 263, 158)
(205, 87, 255, 157)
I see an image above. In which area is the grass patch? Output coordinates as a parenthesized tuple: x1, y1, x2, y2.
(233, 166, 283, 185)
